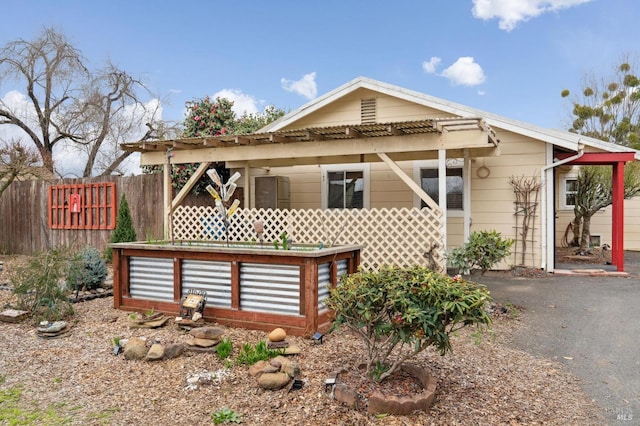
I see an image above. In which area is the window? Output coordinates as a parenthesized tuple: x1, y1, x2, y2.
(414, 159, 464, 212)
(420, 168, 463, 210)
(561, 176, 578, 209)
(321, 164, 369, 209)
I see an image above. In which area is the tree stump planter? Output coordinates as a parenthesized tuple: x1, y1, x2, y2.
(330, 364, 437, 415)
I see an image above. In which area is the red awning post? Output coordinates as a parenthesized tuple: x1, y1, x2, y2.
(556, 151, 635, 273)
(611, 161, 625, 272)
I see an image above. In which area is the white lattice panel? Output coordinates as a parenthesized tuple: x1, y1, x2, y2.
(172, 207, 444, 271)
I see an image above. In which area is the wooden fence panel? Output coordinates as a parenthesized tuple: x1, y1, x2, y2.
(0, 174, 164, 255)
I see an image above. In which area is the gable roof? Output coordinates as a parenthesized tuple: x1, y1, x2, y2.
(261, 76, 640, 159)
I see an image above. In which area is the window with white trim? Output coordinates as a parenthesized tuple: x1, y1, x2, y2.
(414, 159, 464, 212)
(561, 175, 578, 209)
(321, 164, 370, 209)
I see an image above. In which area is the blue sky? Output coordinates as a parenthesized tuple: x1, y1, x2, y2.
(1, 0, 639, 171)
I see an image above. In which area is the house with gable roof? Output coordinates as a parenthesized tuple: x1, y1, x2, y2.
(125, 77, 640, 272)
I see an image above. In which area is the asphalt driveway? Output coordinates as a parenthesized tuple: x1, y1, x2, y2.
(478, 254, 640, 425)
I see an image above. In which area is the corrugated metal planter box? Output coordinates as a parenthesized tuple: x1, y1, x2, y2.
(110, 241, 361, 336)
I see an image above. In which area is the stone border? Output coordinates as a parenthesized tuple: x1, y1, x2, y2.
(329, 364, 437, 415)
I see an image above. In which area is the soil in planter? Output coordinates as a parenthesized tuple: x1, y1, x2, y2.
(338, 366, 424, 413)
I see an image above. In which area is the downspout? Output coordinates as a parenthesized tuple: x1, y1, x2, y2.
(540, 146, 584, 271)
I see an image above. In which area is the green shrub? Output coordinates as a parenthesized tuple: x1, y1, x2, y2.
(66, 246, 108, 291)
(447, 230, 514, 275)
(105, 193, 137, 262)
(11, 248, 74, 323)
(216, 338, 233, 360)
(212, 407, 242, 424)
(235, 341, 282, 366)
(326, 265, 492, 383)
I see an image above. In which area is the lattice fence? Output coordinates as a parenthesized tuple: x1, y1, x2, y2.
(172, 207, 444, 271)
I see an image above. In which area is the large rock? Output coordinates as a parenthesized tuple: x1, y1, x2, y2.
(268, 327, 286, 342)
(164, 343, 185, 360)
(186, 338, 219, 348)
(248, 360, 279, 378)
(257, 372, 291, 390)
(189, 327, 225, 340)
(284, 344, 301, 355)
(124, 337, 148, 360)
(271, 356, 300, 379)
(145, 343, 164, 361)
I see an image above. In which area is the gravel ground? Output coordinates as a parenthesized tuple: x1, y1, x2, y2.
(0, 256, 603, 426)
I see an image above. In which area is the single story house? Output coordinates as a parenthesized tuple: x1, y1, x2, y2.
(123, 77, 640, 272)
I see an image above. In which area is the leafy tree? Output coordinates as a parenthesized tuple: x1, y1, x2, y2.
(144, 98, 285, 195)
(231, 105, 285, 134)
(326, 266, 491, 383)
(0, 27, 164, 177)
(561, 58, 640, 250)
(562, 60, 640, 148)
(0, 138, 42, 200)
(105, 193, 137, 262)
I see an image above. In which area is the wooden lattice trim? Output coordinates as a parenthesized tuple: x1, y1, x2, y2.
(172, 207, 444, 271)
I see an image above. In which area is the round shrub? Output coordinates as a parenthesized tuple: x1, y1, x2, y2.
(326, 265, 492, 382)
(66, 246, 108, 291)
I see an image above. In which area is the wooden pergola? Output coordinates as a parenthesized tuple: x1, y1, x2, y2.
(122, 117, 501, 250)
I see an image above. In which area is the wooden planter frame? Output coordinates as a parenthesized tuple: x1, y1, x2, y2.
(111, 242, 360, 336)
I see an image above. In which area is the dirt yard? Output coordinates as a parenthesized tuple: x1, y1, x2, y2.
(0, 255, 603, 425)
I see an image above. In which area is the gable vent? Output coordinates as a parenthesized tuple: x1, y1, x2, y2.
(361, 98, 376, 124)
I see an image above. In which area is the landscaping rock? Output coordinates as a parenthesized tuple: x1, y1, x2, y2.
(271, 356, 300, 379)
(257, 372, 291, 390)
(123, 337, 148, 360)
(189, 326, 224, 340)
(186, 337, 219, 348)
(284, 344, 301, 355)
(334, 384, 359, 409)
(0, 309, 29, 323)
(37, 321, 67, 333)
(248, 360, 279, 378)
(163, 343, 185, 360)
(268, 327, 286, 342)
(145, 343, 164, 361)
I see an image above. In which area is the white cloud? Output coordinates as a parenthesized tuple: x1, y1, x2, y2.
(422, 57, 442, 74)
(281, 72, 318, 99)
(213, 88, 261, 116)
(472, 0, 593, 31)
(439, 57, 487, 86)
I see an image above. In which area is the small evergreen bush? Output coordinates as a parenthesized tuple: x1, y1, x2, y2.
(326, 265, 492, 383)
(11, 248, 75, 323)
(106, 193, 137, 262)
(447, 230, 514, 275)
(66, 246, 108, 291)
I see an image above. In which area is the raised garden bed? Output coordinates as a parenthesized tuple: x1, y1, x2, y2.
(110, 241, 360, 336)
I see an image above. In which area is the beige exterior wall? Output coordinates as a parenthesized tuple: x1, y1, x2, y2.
(469, 129, 546, 269)
(555, 168, 640, 251)
(281, 88, 452, 129)
(251, 131, 547, 269)
(245, 91, 556, 269)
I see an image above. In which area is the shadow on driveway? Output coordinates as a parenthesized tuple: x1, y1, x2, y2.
(478, 254, 639, 425)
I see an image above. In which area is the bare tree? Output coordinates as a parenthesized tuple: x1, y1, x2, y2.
(0, 28, 164, 177)
(0, 138, 42, 199)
